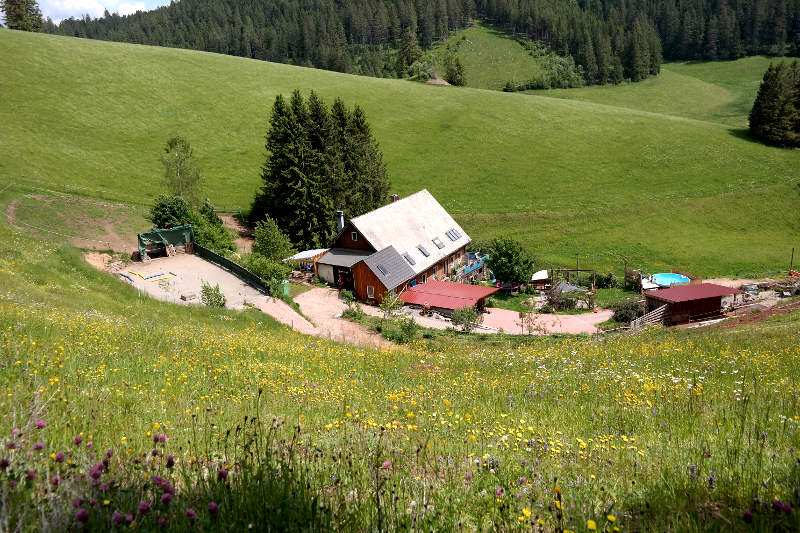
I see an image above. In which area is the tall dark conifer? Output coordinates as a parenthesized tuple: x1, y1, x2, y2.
(252, 91, 390, 248)
(748, 61, 800, 147)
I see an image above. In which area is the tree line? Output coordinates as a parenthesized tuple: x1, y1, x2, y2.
(32, 0, 800, 86)
(249, 90, 391, 250)
(43, 0, 800, 86)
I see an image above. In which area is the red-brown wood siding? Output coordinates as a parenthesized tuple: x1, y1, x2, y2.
(332, 223, 374, 251)
(352, 261, 389, 302)
(646, 295, 723, 324)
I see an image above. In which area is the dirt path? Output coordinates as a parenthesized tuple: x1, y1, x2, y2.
(220, 215, 254, 254)
(253, 297, 316, 335)
(5, 200, 23, 230)
(293, 288, 388, 347)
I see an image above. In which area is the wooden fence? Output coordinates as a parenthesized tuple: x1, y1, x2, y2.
(630, 304, 669, 331)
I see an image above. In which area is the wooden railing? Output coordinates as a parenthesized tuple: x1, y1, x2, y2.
(630, 304, 668, 331)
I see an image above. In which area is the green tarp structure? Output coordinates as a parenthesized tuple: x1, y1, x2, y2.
(138, 225, 194, 260)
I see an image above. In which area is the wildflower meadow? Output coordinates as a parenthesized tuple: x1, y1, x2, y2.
(1, 225, 800, 532)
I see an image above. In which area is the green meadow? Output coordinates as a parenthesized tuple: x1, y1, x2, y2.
(1, 30, 799, 278)
(431, 21, 543, 90)
(1, 186, 800, 530)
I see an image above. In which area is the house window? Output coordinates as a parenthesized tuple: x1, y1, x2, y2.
(351, 232, 358, 242)
(433, 265, 438, 279)
(432, 237, 445, 249)
(367, 286, 374, 299)
(421, 274, 427, 283)
(451, 256, 455, 269)
(417, 245, 430, 257)
(377, 264, 389, 275)
(402, 252, 416, 265)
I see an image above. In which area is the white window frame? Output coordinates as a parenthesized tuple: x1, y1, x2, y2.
(351, 231, 358, 242)
(421, 274, 427, 283)
(366, 285, 374, 299)
(433, 265, 438, 279)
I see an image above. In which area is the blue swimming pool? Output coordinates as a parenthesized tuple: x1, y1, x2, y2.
(652, 273, 690, 287)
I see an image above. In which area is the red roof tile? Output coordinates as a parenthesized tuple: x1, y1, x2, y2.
(400, 280, 498, 310)
(645, 283, 746, 303)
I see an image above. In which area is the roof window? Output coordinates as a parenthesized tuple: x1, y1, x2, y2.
(432, 237, 445, 249)
(402, 252, 416, 265)
(446, 228, 461, 241)
(377, 264, 390, 275)
(417, 245, 430, 257)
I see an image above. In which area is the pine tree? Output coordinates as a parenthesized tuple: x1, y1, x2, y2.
(444, 54, 466, 86)
(396, 26, 421, 77)
(748, 61, 800, 147)
(1, 0, 43, 31)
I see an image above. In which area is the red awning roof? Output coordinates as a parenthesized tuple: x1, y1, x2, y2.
(646, 283, 746, 303)
(400, 280, 498, 310)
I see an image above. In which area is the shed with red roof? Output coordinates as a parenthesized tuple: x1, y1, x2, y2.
(399, 279, 498, 316)
(644, 283, 746, 325)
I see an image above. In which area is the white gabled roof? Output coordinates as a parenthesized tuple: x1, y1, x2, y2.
(285, 248, 329, 262)
(349, 189, 471, 276)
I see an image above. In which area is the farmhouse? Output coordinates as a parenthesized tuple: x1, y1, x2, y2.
(644, 283, 746, 325)
(316, 190, 470, 302)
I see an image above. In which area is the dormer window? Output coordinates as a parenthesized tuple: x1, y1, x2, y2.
(432, 237, 445, 249)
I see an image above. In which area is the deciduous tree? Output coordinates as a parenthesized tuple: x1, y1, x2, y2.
(485, 237, 535, 284)
(160, 136, 204, 205)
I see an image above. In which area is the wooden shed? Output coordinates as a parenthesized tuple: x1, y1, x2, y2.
(644, 283, 746, 325)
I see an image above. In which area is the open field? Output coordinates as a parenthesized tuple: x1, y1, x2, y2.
(431, 21, 543, 91)
(531, 56, 780, 127)
(1, 31, 799, 278)
(2, 197, 800, 529)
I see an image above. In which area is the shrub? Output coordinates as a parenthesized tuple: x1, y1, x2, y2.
(399, 316, 417, 340)
(252, 217, 295, 263)
(200, 280, 226, 308)
(198, 198, 223, 227)
(243, 255, 290, 285)
(451, 305, 483, 333)
(611, 298, 643, 323)
(150, 195, 191, 228)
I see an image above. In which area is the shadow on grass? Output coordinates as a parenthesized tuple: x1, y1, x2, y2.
(727, 127, 764, 145)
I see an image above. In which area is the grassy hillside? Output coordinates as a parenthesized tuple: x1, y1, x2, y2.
(531, 56, 779, 127)
(1, 195, 800, 529)
(1, 31, 799, 277)
(431, 21, 543, 90)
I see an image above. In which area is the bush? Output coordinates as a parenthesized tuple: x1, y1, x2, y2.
(243, 255, 290, 284)
(198, 198, 223, 226)
(611, 298, 643, 323)
(451, 305, 483, 333)
(190, 213, 237, 254)
(252, 217, 295, 263)
(200, 280, 226, 308)
(399, 316, 417, 339)
(150, 195, 191, 228)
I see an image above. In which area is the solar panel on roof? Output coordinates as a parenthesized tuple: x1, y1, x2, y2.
(417, 245, 430, 257)
(402, 253, 416, 265)
(452, 229, 461, 239)
(377, 264, 390, 275)
(446, 229, 457, 241)
(432, 237, 445, 249)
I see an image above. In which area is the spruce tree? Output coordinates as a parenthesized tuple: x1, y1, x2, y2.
(1, 0, 43, 31)
(396, 27, 422, 77)
(445, 54, 466, 86)
(252, 91, 390, 249)
(748, 61, 800, 147)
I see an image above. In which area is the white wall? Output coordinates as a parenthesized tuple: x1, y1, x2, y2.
(318, 264, 334, 284)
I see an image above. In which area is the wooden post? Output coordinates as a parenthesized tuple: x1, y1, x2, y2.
(791, 247, 795, 272)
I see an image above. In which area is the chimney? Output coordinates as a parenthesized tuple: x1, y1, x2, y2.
(390, 194, 399, 203)
(336, 210, 345, 232)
